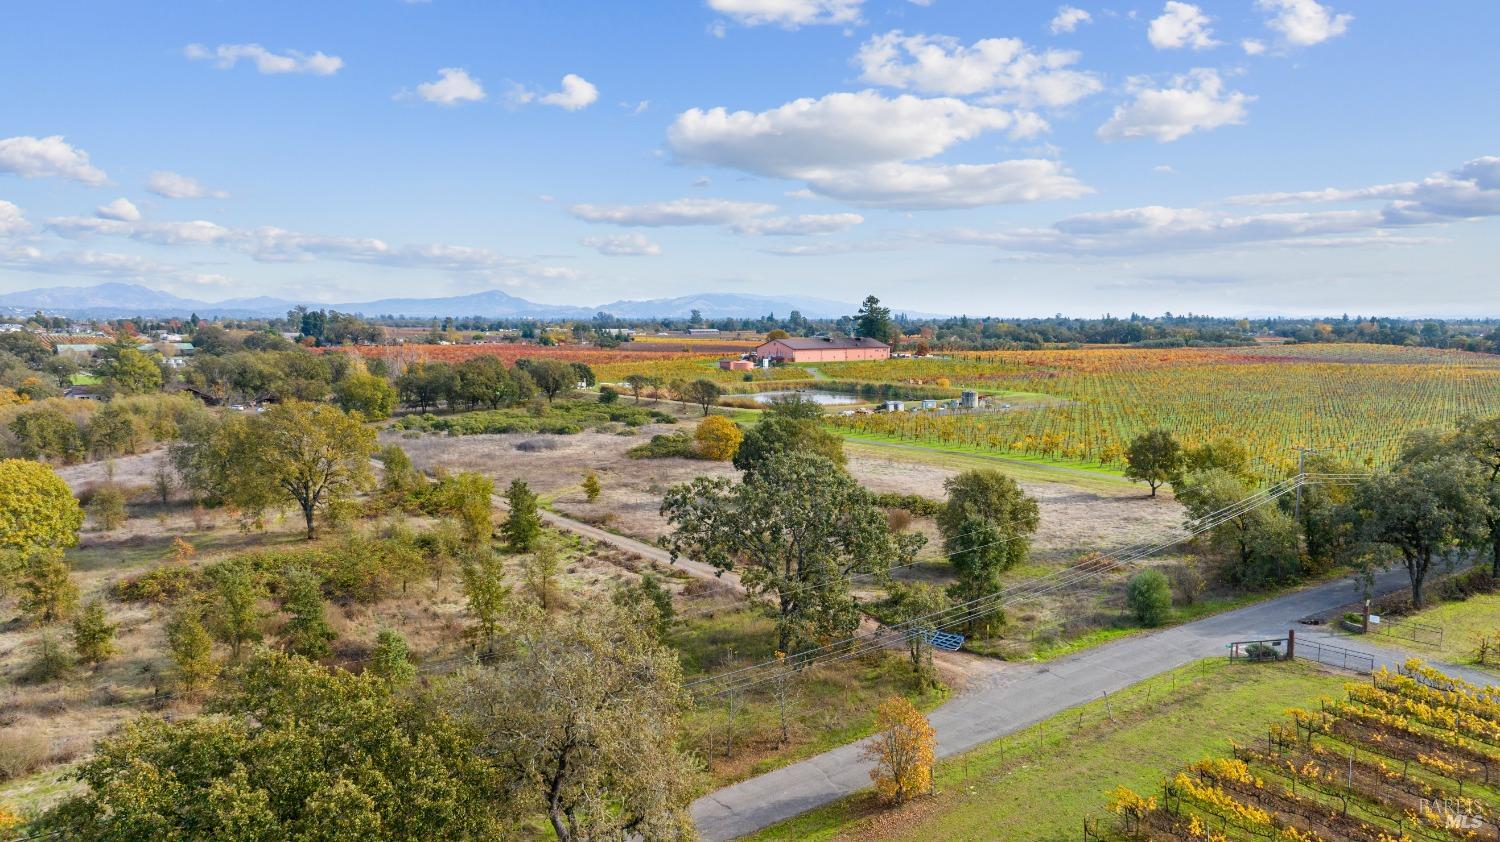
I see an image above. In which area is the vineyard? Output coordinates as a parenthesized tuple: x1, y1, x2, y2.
(823, 345, 1500, 480)
(1097, 660, 1500, 841)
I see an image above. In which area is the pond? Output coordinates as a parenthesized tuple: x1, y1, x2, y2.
(747, 390, 863, 406)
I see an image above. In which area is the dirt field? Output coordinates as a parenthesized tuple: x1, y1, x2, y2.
(386, 426, 1187, 565)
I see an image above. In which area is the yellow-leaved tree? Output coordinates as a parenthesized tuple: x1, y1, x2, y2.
(0, 459, 84, 553)
(863, 695, 936, 804)
(695, 415, 743, 461)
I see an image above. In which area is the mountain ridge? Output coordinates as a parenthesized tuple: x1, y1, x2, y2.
(0, 283, 895, 320)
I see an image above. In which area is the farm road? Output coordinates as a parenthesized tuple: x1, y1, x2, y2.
(691, 564, 1489, 841)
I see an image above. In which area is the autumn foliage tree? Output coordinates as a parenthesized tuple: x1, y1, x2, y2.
(0, 459, 83, 554)
(863, 696, 936, 804)
(695, 415, 743, 461)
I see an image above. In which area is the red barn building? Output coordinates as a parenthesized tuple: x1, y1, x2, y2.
(754, 336, 890, 363)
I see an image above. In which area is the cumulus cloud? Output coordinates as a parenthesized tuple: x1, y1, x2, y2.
(581, 233, 662, 256)
(146, 170, 228, 199)
(1050, 6, 1092, 34)
(95, 198, 141, 222)
(1257, 0, 1352, 47)
(924, 155, 1500, 258)
(540, 74, 599, 110)
(706, 0, 864, 28)
(1097, 69, 1251, 143)
(1147, 2, 1220, 50)
(730, 213, 864, 235)
(1241, 38, 1267, 55)
(184, 43, 343, 75)
(0, 135, 108, 185)
(414, 68, 487, 105)
(0, 200, 29, 237)
(854, 31, 1102, 107)
(568, 198, 777, 226)
(668, 91, 1082, 208)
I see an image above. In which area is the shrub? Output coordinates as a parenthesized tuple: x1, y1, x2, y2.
(598, 386, 620, 404)
(0, 729, 50, 781)
(871, 492, 943, 518)
(20, 634, 71, 684)
(695, 416, 743, 461)
(627, 431, 698, 460)
(1126, 569, 1172, 627)
(87, 485, 128, 531)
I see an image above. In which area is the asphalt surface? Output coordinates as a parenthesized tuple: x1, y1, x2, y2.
(690, 564, 1494, 841)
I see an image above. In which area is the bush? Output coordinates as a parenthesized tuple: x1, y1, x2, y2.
(627, 431, 698, 460)
(1126, 569, 1172, 627)
(598, 386, 620, 404)
(0, 729, 50, 781)
(694, 416, 743, 461)
(871, 492, 943, 518)
(87, 485, 128, 531)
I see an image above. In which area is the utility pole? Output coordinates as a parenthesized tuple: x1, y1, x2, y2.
(1291, 445, 1318, 521)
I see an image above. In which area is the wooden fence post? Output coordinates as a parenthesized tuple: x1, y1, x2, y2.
(1287, 628, 1296, 661)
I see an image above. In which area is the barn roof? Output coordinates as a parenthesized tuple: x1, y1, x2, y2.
(758, 336, 889, 351)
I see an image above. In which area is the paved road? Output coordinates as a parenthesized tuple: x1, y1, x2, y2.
(691, 564, 1493, 840)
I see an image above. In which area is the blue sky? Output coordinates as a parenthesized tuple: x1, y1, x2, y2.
(1, 0, 1496, 317)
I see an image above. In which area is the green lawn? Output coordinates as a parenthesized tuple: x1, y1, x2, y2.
(747, 658, 1346, 842)
(1399, 591, 1500, 673)
(841, 438, 1140, 496)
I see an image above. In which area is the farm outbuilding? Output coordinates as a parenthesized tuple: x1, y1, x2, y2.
(754, 336, 890, 363)
(718, 358, 754, 371)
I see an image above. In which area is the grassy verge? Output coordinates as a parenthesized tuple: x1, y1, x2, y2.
(1395, 591, 1500, 672)
(840, 436, 1138, 494)
(673, 608, 947, 791)
(747, 658, 1346, 842)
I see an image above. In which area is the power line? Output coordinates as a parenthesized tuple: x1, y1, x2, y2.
(688, 472, 1367, 698)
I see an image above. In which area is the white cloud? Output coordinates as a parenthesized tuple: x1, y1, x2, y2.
(706, 0, 864, 28)
(568, 198, 777, 226)
(799, 159, 1089, 209)
(1050, 6, 1092, 34)
(1097, 69, 1251, 143)
(1228, 156, 1500, 223)
(184, 43, 343, 75)
(1241, 38, 1267, 55)
(146, 170, 228, 199)
(1153, 164, 1176, 174)
(926, 155, 1500, 258)
(1147, 2, 1220, 50)
(582, 233, 662, 256)
(668, 90, 1082, 208)
(0, 135, 108, 185)
(0, 245, 191, 281)
(539, 74, 599, 111)
(0, 201, 29, 237)
(39, 212, 575, 283)
(416, 68, 486, 105)
(731, 213, 864, 235)
(1257, 0, 1352, 47)
(95, 198, 141, 222)
(854, 31, 1102, 107)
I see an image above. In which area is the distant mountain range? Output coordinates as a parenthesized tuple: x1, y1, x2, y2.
(0, 283, 893, 321)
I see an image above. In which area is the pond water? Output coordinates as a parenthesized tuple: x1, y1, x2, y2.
(748, 390, 862, 406)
